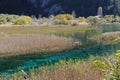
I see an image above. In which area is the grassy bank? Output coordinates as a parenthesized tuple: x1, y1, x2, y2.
(1, 51, 120, 80)
(0, 26, 90, 35)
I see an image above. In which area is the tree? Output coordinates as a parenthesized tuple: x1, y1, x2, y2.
(87, 16, 104, 27)
(72, 10, 76, 18)
(97, 7, 103, 18)
(113, 0, 120, 16)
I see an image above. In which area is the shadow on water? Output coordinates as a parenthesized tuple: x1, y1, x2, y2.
(0, 42, 120, 76)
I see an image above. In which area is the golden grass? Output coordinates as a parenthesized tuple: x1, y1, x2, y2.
(0, 26, 90, 35)
(33, 60, 104, 80)
(0, 34, 73, 57)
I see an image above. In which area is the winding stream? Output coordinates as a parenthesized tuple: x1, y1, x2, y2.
(0, 23, 120, 76)
(0, 43, 120, 76)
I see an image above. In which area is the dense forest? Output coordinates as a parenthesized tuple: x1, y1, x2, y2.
(0, 0, 120, 17)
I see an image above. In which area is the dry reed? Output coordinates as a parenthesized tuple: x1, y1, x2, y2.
(0, 34, 73, 56)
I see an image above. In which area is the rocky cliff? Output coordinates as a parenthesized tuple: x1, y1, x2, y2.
(0, 0, 119, 17)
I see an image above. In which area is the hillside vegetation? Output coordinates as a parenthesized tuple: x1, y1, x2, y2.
(0, 0, 120, 16)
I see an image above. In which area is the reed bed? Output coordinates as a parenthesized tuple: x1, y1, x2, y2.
(33, 60, 104, 80)
(0, 34, 73, 56)
(102, 31, 120, 44)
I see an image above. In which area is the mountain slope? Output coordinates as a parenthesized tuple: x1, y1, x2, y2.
(0, 0, 120, 17)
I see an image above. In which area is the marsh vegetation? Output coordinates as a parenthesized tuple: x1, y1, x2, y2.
(0, 13, 120, 80)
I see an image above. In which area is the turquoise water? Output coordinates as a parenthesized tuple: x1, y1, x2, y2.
(0, 23, 120, 76)
(0, 43, 120, 76)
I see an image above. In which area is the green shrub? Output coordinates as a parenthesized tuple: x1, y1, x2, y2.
(104, 15, 114, 22)
(0, 14, 19, 24)
(0, 14, 6, 18)
(14, 16, 32, 25)
(112, 16, 120, 23)
(104, 15, 120, 23)
(77, 17, 86, 22)
(6, 15, 19, 22)
(93, 60, 107, 71)
(93, 50, 120, 80)
(0, 15, 7, 24)
(87, 16, 104, 27)
(0, 14, 7, 24)
(87, 16, 99, 26)
(112, 50, 120, 79)
(105, 50, 120, 80)
(55, 14, 74, 24)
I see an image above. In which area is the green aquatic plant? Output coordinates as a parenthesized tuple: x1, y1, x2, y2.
(93, 60, 107, 72)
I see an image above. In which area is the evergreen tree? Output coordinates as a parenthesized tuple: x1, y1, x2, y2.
(112, 0, 120, 16)
(72, 10, 76, 18)
(97, 7, 103, 17)
(115, 0, 120, 15)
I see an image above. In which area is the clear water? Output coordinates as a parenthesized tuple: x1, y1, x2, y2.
(0, 43, 120, 76)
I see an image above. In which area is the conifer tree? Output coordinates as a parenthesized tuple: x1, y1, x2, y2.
(72, 10, 76, 18)
(97, 7, 103, 18)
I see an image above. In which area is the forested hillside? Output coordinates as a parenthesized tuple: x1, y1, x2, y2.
(0, 0, 120, 17)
